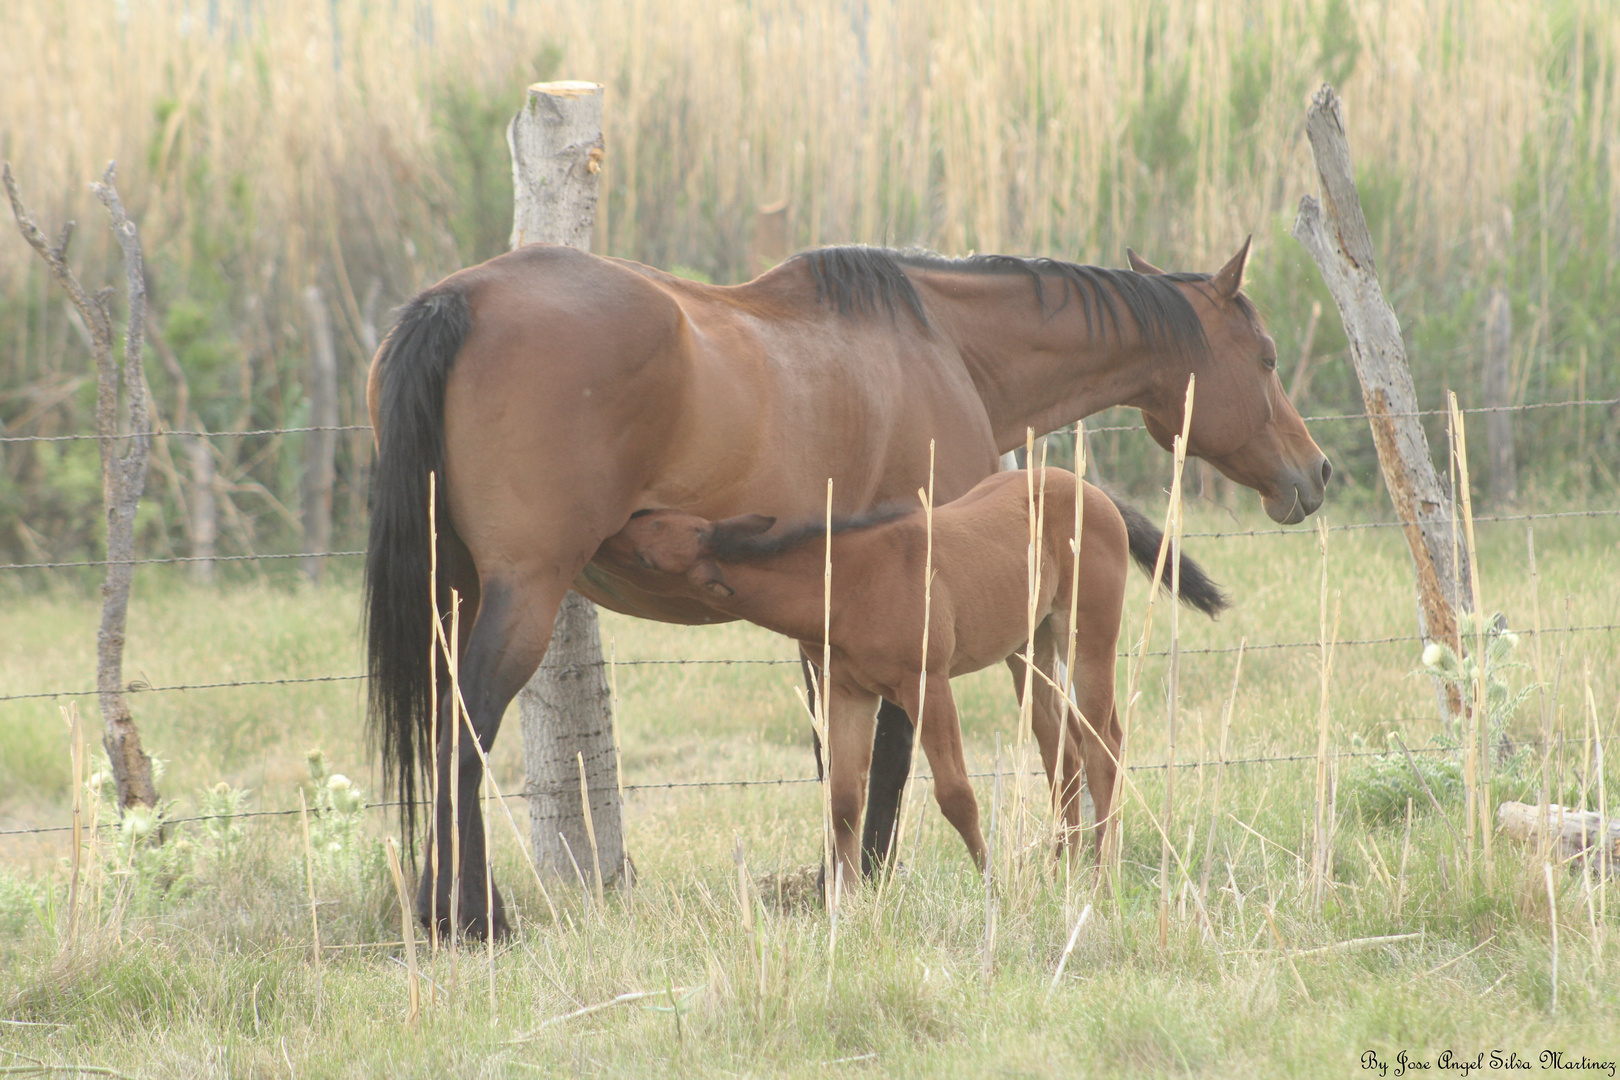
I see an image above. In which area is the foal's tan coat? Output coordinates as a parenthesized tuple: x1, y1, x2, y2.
(597, 469, 1127, 885)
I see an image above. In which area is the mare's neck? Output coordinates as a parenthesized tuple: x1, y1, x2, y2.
(912, 266, 1167, 453)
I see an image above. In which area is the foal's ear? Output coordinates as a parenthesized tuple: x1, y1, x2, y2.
(685, 560, 734, 598)
(1212, 236, 1252, 298)
(1126, 248, 1167, 275)
(710, 513, 776, 541)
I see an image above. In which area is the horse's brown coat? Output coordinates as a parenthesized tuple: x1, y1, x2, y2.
(365, 241, 1327, 935)
(597, 469, 1130, 886)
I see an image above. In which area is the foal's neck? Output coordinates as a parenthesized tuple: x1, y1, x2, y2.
(912, 267, 1169, 453)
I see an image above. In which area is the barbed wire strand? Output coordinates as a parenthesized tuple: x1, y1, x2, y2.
(3, 397, 1616, 445)
(5, 621, 1616, 704)
(3, 505, 1616, 574)
(0, 740, 1527, 839)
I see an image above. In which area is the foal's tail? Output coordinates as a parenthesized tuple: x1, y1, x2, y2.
(1106, 494, 1230, 618)
(364, 287, 473, 848)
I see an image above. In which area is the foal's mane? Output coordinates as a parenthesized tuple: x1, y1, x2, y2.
(794, 245, 1252, 360)
(708, 504, 914, 563)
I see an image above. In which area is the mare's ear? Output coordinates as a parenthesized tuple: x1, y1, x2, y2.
(1126, 248, 1166, 275)
(710, 513, 775, 541)
(685, 560, 734, 598)
(1212, 236, 1252, 298)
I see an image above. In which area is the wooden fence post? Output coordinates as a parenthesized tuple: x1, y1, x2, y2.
(1483, 287, 1516, 505)
(5, 163, 158, 810)
(508, 81, 626, 886)
(301, 284, 338, 583)
(1290, 86, 1471, 718)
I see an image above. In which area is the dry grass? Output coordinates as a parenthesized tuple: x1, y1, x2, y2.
(4, 0, 1614, 319)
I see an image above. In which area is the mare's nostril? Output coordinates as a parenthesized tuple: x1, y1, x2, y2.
(1320, 458, 1333, 488)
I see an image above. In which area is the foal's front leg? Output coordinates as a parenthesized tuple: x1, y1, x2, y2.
(824, 681, 882, 898)
(901, 674, 987, 870)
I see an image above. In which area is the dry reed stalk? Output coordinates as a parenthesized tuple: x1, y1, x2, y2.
(1448, 393, 1491, 880)
(428, 473, 443, 957)
(448, 591, 463, 984)
(1160, 429, 1188, 950)
(1045, 903, 1093, 1001)
(1105, 376, 1194, 881)
(608, 640, 631, 889)
(578, 752, 606, 911)
(1593, 684, 1610, 961)
(1263, 900, 1310, 1002)
(825, 862, 842, 1001)
(1396, 797, 1414, 919)
(1054, 421, 1086, 859)
(982, 736, 1003, 988)
(1545, 861, 1560, 1014)
(383, 837, 421, 1026)
(1529, 526, 1555, 872)
(879, 441, 935, 915)
(820, 478, 835, 911)
(1311, 519, 1342, 909)
(1027, 661, 1222, 950)
(61, 702, 84, 951)
(1015, 431, 1051, 874)
(1197, 640, 1244, 907)
(484, 792, 495, 1024)
(298, 788, 323, 1016)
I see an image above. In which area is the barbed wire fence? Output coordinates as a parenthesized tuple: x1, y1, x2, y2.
(2, 397, 1617, 840)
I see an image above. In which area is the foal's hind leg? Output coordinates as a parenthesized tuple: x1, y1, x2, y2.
(418, 573, 569, 940)
(1005, 621, 1087, 853)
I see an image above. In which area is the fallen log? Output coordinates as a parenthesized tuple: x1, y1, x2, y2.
(1496, 802, 1620, 866)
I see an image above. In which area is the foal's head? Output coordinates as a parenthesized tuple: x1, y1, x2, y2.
(596, 510, 776, 598)
(1127, 239, 1332, 524)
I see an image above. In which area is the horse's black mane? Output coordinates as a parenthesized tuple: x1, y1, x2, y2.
(792, 244, 1253, 360)
(708, 504, 914, 563)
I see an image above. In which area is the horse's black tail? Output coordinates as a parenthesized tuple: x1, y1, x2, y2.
(364, 288, 472, 852)
(1106, 493, 1230, 618)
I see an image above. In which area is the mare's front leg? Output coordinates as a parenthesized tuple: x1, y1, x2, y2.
(825, 681, 882, 898)
(418, 576, 568, 940)
(900, 675, 986, 869)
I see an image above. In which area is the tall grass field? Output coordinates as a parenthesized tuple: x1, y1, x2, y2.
(1, 501, 1616, 1076)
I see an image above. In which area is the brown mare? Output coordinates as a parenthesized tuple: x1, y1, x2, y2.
(594, 469, 1227, 887)
(364, 238, 1329, 937)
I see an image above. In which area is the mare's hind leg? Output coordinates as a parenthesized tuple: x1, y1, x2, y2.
(899, 675, 986, 870)
(418, 574, 569, 940)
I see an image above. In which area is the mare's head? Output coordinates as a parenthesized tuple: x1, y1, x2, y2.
(1127, 240, 1331, 524)
(596, 510, 777, 598)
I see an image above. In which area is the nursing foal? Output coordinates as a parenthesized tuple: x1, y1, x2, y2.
(595, 468, 1226, 887)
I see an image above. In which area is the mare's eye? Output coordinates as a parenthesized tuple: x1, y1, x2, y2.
(637, 554, 654, 570)
(1261, 354, 1277, 371)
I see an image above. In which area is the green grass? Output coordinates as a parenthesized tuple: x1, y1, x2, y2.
(1, 504, 1617, 1076)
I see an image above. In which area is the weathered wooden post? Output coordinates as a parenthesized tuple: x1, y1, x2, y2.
(508, 81, 626, 886)
(1290, 86, 1472, 709)
(5, 162, 158, 811)
(301, 284, 338, 583)
(1483, 287, 1516, 505)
